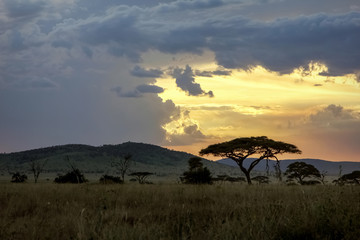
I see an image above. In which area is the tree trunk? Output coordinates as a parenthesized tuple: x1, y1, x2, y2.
(237, 162, 252, 185)
(244, 171, 252, 185)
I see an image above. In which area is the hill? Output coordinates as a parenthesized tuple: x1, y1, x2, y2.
(0, 142, 239, 181)
(217, 158, 360, 176)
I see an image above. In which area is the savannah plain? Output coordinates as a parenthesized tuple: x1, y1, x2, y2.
(1, 182, 360, 240)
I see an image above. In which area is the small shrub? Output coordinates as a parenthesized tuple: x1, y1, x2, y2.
(54, 169, 87, 183)
(251, 175, 270, 184)
(99, 175, 123, 184)
(11, 172, 28, 183)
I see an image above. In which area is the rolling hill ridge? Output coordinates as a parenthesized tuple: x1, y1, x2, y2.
(0, 142, 238, 179)
(1, 142, 359, 180)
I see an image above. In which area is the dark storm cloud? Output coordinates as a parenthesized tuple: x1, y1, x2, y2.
(130, 66, 163, 78)
(208, 12, 360, 76)
(6, 1, 357, 86)
(172, 65, 214, 97)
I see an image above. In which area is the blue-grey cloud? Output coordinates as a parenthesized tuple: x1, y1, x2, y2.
(111, 87, 141, 98)
(155, 0, 224, 13)
(136, 84, 164, 94)
(130, 66, 163, 78)
(112, 84, 164, 98)
(4, 0, 45, 19)
(195, 69, 232, 77)
(52, 40, 72, 49)
(172, 65, 214, 97)
(207, 12, 360, 76)
(4, 1, 358, 86)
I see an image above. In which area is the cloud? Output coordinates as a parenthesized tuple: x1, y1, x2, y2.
(212, 70, 232, 76)
(195, 69, 232, 77)
(4, 0, 45, 19)
(136, 84, 164, 94)
(111, 87, 141, 98)
(207, 12, 360, 75)
(3, 1, 360, 90)
(112, 84, 164, 98)
(155, 0, 224, 13)
(1, 0, 359, 157)
(163, 109, 207, 146)
(130, 65, 163, 78)
(26, 78, 58, 89)
(292, 104, 360, 161)
(172, 65, 214, 97)
(307, 104, 357, 128)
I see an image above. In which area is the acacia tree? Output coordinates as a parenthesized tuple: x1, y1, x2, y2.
(335, 170, 360, 185)
(199, 136, 301, 185)
(129, 172, 153, 184)
(284, 162, 321, 185)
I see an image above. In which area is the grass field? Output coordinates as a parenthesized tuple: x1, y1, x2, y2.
(1, 183, 359, 240)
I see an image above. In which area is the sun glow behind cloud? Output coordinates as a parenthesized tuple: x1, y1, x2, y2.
(157, 62, 360, 161)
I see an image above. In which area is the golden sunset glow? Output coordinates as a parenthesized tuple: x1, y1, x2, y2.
(158, 63, 360, 161)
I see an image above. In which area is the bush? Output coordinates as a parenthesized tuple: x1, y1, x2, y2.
(180, 157, 212, 184)
(212, 175, 246, 183)
(251, 175, 270, 184)
(11, 172, 28, 183)
(54, 169, 87, 183)
(99, 175, 123, 184)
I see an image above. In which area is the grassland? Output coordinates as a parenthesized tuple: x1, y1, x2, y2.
(1, 183, 359, 240)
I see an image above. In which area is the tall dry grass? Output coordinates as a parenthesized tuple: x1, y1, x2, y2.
(0, 183, 359, 239)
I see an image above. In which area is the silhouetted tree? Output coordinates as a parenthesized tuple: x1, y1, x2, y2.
(11, 172, 28, 183)
(334, 170, 360, 185)
(129, 172, 153, 184)
(200, 136, 301, 184)
(111, 154, 132, 182)
(29, 158, 48, 183)
(180, 157, 212, 184)
(285, 162, 321, 185)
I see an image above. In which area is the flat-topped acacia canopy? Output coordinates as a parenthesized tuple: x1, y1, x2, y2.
(199, 136, 301, 184)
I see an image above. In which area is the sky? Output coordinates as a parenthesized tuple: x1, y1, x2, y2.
(1, 0, 360, 162)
